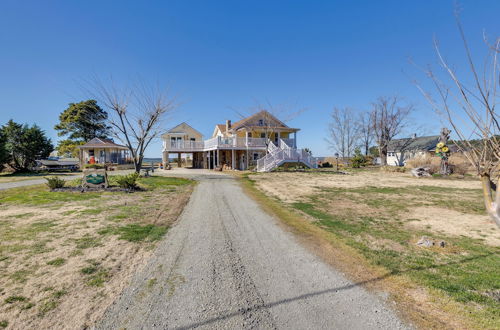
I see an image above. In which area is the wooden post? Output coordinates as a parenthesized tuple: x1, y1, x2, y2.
(177, 153, 181, 168)
(232, 149, 235, 170)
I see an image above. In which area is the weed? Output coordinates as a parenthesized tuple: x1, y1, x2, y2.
(46, 258, 66, 266)
(80, 265, 98, 275)
(0, 320, 8, 329)
(74, 235, 101, 249)
(38, 300, 58, 316)
(5, 295, 28, 303)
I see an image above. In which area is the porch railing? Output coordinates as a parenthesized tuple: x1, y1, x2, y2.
(163, 137, 295, 151)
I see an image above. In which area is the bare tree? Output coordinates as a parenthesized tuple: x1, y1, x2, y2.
(371, 96, 414, 165)
(326, 107, 360, 158)
(358, 111, 374, 156)
(92, 79, 177, 173)
(415, 13, 500, 227)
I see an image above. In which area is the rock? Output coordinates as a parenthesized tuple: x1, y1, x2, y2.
(411, 167, 431, 177)
(417, 236, 435, 247)
(416, 236, 447, 248)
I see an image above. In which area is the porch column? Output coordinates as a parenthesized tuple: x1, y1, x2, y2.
(177, 153, 181, 168)
(162, 151, 169, 168)
(217, 149, 220, 167)
(231, 149, 235, 170)
(278, 131, 281, 147)
(294, 132, 297, 148)
(245, 131, 249, 147)
(212, 151, 215, 169)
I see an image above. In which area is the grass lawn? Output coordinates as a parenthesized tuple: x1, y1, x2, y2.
(0, 175, 194, 329)
(243, 169, 499, 329)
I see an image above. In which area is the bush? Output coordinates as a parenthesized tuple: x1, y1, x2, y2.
(381, 166, 406, 173)
(84, 163, 105, 169)
(320, 162, 333, 168)
(45, 176, 65, 190)
(351, 148, 368, 168)
(114, 173, 139, 189)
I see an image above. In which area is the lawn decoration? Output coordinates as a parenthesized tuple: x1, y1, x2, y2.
(82, 168, 109, 188)
(436, 128, 452, 175)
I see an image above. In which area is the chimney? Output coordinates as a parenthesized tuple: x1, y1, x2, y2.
(226, 120, 231, 132)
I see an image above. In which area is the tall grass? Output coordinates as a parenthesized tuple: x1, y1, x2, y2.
(405, 153, 472, 175)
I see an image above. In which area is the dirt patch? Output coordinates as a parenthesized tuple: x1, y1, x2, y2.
(406, 206, 500, 246)
(0, 177, 193, 329)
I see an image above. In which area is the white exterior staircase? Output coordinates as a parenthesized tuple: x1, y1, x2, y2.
(256, 139, 317, 172)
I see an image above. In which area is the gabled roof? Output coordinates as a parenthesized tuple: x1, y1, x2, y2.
(230, 110, 290, 131)
(164, 122, 203, 137)
(79, 138, 128, 149)
(212, 124, 229, 137)
(388, 135, 440, 152)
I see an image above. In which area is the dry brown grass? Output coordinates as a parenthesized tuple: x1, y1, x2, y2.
(405, 153, 474, 175)
(0, 176, 194, 329)
(244, 169, 499, 329)
(240, 173, 481, 330)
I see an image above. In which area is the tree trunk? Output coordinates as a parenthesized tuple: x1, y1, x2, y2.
(480, 173, 500, 228)
(379, 146, 388, 166)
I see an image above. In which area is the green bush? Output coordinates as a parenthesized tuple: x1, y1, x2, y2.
(83, 163, 105, 169)
(351, 148, 366, 168)
(114, 173, 139, 189)
(45, 176, 65, 190)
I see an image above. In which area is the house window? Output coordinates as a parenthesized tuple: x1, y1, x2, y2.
(253, 153, 259, 160)
(190, 138, 196, 141)
(260, 132, 265, 138)
(258, 119, 264, 126)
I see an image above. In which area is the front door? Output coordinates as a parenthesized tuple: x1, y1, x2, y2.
(239, 153, 246, 170)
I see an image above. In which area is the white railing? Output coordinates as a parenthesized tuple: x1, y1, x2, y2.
(281, 138, 295, 148)
(204, 137, 219, 149)
(246, 138, 267, 147)
(256, 142, 316, 172)
(166, 140, 205, 151)
(164, 136, 272, 152)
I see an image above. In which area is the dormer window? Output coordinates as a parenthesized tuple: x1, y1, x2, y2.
(258, 119, 264, 126)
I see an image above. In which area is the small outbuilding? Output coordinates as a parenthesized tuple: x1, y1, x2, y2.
(78, 138, 131, 168)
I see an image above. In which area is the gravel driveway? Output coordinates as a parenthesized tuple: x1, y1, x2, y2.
(97, 170, 410, 329)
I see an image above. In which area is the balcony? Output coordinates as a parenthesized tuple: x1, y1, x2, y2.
(163, 137, 295, 152)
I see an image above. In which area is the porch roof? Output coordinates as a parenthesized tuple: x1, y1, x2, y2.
(78, 138, 128, 150)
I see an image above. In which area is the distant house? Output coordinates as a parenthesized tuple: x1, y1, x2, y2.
(77, 138, 131, 168)
(386, 135, 440, 166)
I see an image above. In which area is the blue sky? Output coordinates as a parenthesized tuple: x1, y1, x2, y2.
(1, 0, 499, 157)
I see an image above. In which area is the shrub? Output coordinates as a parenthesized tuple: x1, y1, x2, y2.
(381, 166, 406, 173)
(83, 163, 105, 169)
(114, 173, 139, 189)
(351, 148, 368, 168)
(45, 176, 65, 190)
(320, 161, 333, 168)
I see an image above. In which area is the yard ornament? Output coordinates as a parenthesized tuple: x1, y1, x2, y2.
(435, 128, 451, 175)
